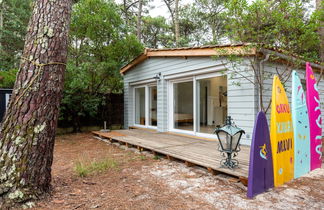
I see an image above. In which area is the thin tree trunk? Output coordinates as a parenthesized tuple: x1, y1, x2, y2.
(163, 0, 180, 47)
(211, 27, 216, 44)
(0, 1, 3, 50)
(123, 0, 129, 26)
(317, 0, 324, 62)
(0, 0, 72, 207)
(0, 1, 3, 28)
(174, 0, 180, 47)
(316, 0, 323, 83)
(136, 0, 143, 41)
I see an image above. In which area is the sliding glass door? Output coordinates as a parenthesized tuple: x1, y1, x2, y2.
(149, 86, 157, 126)
(170, 74, 227, 138)
(173, 81, 194, 131)
(135, 87, 146, 125)
(196, 76, 227, 134)
(134, 84, 157, 128)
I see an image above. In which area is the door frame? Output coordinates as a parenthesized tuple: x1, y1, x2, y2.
(5, 93, 11, 109)
(133, 83, 158, 129)
(168, 77, 195, 135)
(167, 71, 226, 139)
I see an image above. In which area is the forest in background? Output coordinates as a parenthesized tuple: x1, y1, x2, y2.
(0, 0, 323, 130)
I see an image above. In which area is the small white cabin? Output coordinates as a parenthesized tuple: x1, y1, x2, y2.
(120, 44, 324, 145)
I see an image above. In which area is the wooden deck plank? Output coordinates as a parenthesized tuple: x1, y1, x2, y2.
(92, 129, 250, 178)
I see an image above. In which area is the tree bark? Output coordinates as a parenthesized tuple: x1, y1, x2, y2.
(0, 0, 3, 50)
(316, 0, 323, 84)
(163, 0, 180, 47)
(0, 1, 3, 29)
(0, 0, 72, 207)
(317, 0, 324, 62)
(136, 0, 143, 41)
(174, 0, 180, 47)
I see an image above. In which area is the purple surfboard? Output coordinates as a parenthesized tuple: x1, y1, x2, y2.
(247, 111, 274, 198)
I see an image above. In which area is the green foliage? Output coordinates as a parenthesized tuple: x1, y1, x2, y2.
(74, 158, 118, 177)
(178, 4, 203, 46)
(59, 64, 102, 129)
(60, 0, 143, 130)
(142, 16, 173, 48)
(153, 155, 161, 160)
(139, 155, 146, 161)
(191, 0, 228, 45)
(226, 0, 320, 61)
(0, 69, 17, 88)
(0, 0, 32, 70)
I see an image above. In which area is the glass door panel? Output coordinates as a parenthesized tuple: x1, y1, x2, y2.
(197, 76, 227, 134)
(135, 87, 146, 125)
(149, 86, 157, 126)
(173, 81, 194, 131)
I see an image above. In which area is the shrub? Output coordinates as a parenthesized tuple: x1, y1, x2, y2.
(0, 69, 18, 88)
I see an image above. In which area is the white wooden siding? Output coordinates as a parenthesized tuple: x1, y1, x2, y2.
(123, 56, 323, 145)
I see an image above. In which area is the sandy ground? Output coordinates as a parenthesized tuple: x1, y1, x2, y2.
(32, 133, 324, 210)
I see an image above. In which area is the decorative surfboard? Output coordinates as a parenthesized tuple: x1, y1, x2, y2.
(306, 62, 322, 170)
(270, 75, 294, 187)
(247, 111, 273, 198)
(292, 71, 310, 178)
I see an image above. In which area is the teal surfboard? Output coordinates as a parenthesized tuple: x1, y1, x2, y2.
(292, 71, 310, 178)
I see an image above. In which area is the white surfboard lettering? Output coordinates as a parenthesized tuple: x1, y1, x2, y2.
(314, 96, 321, 112)
(315, 145, 322, 160)
(314, 83, 318, 92)
(316, 115, 322, 129)
(315, 135, 322, 140)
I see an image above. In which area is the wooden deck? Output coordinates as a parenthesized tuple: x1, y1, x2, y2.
(92, 129, 250, 181)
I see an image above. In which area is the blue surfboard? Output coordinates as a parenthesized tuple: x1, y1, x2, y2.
(247, 111, 274, 198)
(292, 71, 310, 178)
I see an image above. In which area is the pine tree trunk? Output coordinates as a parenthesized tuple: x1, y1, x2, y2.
(0, 0, 72, 207)
(174, 0, 180, 47)
(0, 1, 3, 50)
(317, 0, 324, 62)
(136, 0, 143, 41)
(0, 1, 3, 28)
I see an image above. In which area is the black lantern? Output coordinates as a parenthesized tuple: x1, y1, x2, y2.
(214, 116, 245, 169)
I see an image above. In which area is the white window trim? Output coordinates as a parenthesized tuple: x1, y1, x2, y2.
(130, 78, 156, 86)
(168, 77, 195, 135)
(5, 93, 11, 109)
(164, 65, 226, 80)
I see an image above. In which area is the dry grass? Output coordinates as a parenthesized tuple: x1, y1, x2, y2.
(74, 157, 118, 177)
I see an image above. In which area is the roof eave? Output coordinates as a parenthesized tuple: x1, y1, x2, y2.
(120, 45, 256, 75)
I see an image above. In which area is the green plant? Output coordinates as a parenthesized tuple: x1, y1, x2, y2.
(153, 155, 161, 160)
(139, 155, 146, 161)
(74, 158, 118, 177)
(0, 69, 18, 88)
(74, 161, 89, 177)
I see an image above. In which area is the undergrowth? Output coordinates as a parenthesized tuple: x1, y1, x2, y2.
(74, 158, 118, 177)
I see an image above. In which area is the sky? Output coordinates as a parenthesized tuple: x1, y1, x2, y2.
(117, 0, 316, 19)
(149, 0, 316, 18)
(148, 0, 194, 18)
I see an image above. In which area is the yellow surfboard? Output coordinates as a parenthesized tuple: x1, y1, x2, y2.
(270, 75, 294, 187)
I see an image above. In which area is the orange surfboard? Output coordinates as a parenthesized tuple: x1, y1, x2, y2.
(270, 75, 294, 187)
